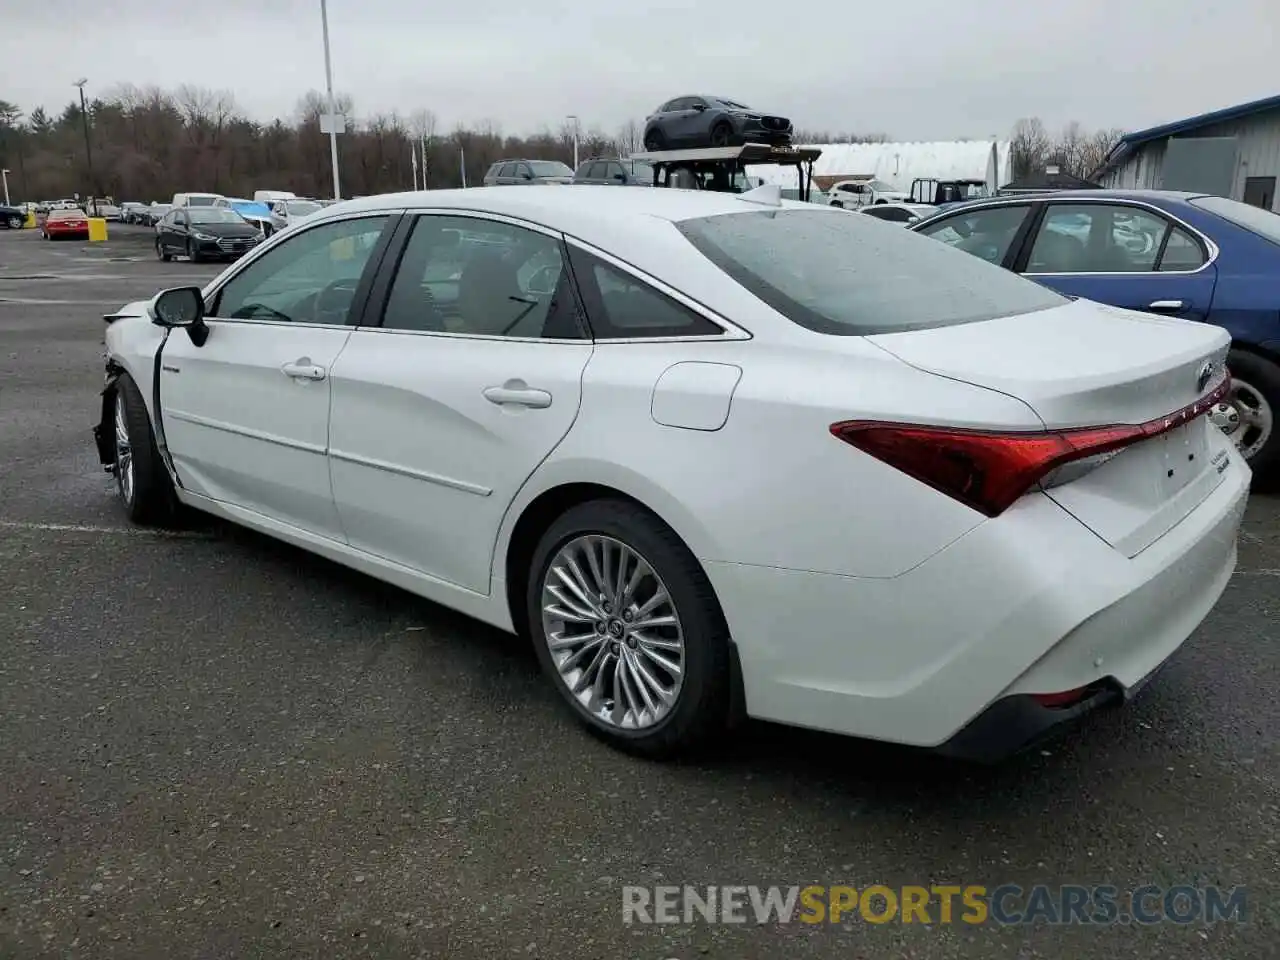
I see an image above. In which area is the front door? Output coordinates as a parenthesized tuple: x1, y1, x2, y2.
(327, 212, 593, 594)
(1016, 201, 1218, 322)
(159, 213, 394, 541)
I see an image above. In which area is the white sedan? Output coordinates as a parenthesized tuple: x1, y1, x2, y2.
(92, 185, 1249, 761)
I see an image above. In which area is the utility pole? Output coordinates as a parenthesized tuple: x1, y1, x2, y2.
(319, 0, 341, 200)
(1, 169, 10, 206)
(73, 79, 97, 215)
(566, 115, 580, 169)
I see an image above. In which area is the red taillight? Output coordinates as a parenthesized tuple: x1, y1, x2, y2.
(830, 372, 1231, 518)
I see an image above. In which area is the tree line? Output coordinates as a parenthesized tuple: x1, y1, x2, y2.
(1010, 117, 1126, 183)
(0, 85, 1125, 203)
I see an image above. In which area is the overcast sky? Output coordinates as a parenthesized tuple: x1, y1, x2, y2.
(6, 0, 1278, 140)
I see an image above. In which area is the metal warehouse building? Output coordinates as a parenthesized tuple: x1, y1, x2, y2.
(1094, 92, 1280, 211)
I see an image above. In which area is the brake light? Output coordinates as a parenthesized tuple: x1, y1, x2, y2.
(830, 372, 1231, 517)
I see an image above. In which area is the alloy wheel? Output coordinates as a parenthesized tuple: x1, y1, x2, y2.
(114, 391, 134, 505)
(1210, 376, 1273, 461)
(540, 534, 685, 730)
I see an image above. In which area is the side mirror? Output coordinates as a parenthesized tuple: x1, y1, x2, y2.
(151, 286, 209, 346)
(521, 172, 533, 180)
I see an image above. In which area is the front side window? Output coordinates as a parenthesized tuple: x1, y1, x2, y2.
(212, 216, 389, 325)
(379, 216, 582, 339)
(677, 208, 1065, 336)
(916, 203, 1032, 265)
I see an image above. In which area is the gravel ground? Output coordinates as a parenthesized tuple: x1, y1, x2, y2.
(1, 224, 1277, 958)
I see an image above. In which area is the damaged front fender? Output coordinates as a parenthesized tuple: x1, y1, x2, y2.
(92, 359, 124, 470)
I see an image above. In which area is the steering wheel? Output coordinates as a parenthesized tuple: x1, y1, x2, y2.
(312, 278, 360, 325)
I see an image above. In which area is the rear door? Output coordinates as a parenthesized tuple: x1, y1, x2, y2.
(326, 211, 593, 594)
(1013, 201, 1218, 321)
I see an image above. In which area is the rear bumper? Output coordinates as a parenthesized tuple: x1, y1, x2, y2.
(703, 447, 1249, 755)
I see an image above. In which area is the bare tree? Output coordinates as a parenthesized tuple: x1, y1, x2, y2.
(1010, 117, 1052, 180)
(1079, 127, 1126, 180)
(615, 118, 642, 157)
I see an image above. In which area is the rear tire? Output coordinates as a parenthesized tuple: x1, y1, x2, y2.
(1223, 348, 1280, 488)
(527, 499, 733, 759)
(111, 373, 178, 526)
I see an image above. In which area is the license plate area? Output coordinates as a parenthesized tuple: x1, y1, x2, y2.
(1158, 420, 1211, 498)
(1045, 417, 1222, 557)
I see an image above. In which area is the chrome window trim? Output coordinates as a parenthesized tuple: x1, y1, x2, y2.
(917, 196, 1219, 277)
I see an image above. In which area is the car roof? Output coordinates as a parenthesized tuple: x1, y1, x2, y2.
(326, 185, 824, 234)
(963, 189, 1203, 205)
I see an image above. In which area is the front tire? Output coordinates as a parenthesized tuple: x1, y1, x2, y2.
(527, 499, 732, 759)
(643, 130, 665, 152)
(186, 239, 201, 263)
(709, 122, 733, 147)
(111, 373, 177, 525)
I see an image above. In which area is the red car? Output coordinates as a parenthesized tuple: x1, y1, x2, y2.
(42, 208, 89, 240)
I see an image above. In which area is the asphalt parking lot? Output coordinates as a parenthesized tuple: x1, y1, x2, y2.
(1, 223, 1277, 959)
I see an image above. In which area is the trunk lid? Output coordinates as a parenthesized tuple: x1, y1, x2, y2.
(868, 299, 1233, 556)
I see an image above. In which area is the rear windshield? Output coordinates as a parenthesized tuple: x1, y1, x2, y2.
(1190, 195, 1280, 246)
(529, 161, 573, 177)
(674, 208, 1067, 335)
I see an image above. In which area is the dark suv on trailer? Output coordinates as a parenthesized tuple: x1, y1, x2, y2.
(572, 157, 656, 186)
(482, 159, 575, 186)
(642, 95, 793, 151)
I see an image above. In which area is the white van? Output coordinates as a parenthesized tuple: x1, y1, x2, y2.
(172, 192, 224, 208)
(253, 190, 297, 204)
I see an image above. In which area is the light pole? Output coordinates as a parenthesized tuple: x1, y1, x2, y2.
(319, 0, 341, 200)
(566, 114, 579, 169)
(1, 169, 10, 207)
(73, 79, 97, 215)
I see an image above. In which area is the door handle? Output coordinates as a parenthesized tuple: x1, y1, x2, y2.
(1147, 299, 1186, 311)
(281, 358, 326, 381)
(483, 380, 552, 408)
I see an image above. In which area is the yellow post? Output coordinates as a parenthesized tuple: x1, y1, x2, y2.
(24, 211, 36, 229)
(87, 218, 108, 242)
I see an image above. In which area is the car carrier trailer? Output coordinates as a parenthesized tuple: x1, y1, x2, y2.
(629, 143, 822, 203)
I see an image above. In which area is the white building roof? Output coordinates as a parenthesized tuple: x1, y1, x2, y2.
(748, 140, 1013, 193)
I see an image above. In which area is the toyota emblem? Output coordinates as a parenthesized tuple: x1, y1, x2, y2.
(1196, 360, 1215, 392)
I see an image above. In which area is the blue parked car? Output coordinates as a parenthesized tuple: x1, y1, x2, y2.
(910, 190, 1280, 483)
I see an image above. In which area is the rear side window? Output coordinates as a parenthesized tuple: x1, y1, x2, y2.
(675, 208, 1066, 336)
(568, 248, 724, 339)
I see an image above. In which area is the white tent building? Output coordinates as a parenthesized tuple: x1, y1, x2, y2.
(747, 140, 1013, 196)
